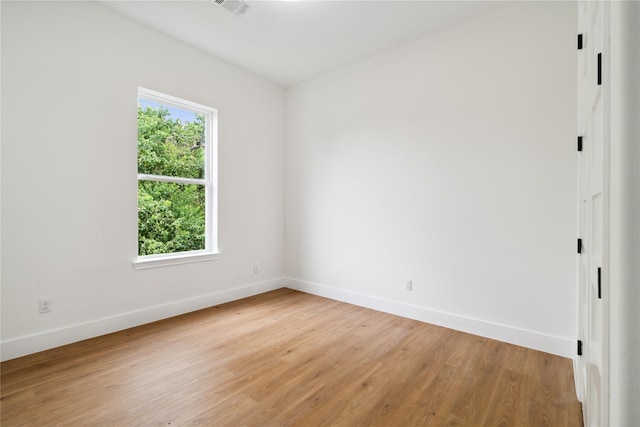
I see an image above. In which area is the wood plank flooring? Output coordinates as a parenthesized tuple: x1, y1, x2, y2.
(1, 289, 583, 426)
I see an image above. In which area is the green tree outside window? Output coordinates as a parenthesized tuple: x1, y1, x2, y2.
(137, 104, 207, 256)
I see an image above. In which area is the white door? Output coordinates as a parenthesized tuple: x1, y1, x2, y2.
(577, 1, 609, 426)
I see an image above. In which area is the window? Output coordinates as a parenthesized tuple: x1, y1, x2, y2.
(135, 88, 218, 268)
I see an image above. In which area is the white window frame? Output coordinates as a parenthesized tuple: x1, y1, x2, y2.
(133, 87, 219, 270)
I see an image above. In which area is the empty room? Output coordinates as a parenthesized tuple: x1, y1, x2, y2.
(1, 0, 638, 426)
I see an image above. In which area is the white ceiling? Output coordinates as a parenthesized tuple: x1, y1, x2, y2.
(100, 0, 507, 87)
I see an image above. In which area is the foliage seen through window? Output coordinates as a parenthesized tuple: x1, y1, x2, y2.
(137, 102, 208, 256)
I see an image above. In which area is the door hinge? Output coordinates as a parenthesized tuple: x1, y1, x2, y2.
(578, 34, 583, 50)
(577, 136, 583, 152)
(578, 340, 583, 356)
(578, 238, 583, 254)
(597, 52, 602, 85)
(598, 267, 602, 299)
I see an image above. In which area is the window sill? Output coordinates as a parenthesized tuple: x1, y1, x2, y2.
(133, 251, 220, 270)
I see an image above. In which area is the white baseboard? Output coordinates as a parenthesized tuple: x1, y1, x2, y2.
(285, 277, 574, 359)
(2, 276, 575, 362)
(1, 278, 285, 362)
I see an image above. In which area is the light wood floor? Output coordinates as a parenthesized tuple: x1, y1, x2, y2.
(1, 288, 582, 426)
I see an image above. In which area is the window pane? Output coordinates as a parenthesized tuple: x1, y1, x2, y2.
(137, 100, 205, 179)
(138, 181, 206, 256)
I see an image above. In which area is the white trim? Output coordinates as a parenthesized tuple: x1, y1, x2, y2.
(133, 250, 220, 270)
(206, 110, 218, 253)
(138, 87, 215, 116)
(0, 278, 286, 362)
(137, 174, 205, 186)
(285, 278, 575, 358)
(2, 276, 577, 362)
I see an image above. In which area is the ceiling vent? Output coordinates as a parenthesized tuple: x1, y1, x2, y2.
(214, 0, 250, 16)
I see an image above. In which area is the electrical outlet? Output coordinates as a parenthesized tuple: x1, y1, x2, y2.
(405, 280, 413, 291)
(253, 265, 259, 274)
(39, 299, 52, 314)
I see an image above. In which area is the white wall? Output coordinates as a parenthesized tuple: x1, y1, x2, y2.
(286, 1, 577, 357)
(609, 1, 640, 423)
(2, 1, 581, 362)
(1, 1, 285, 360)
